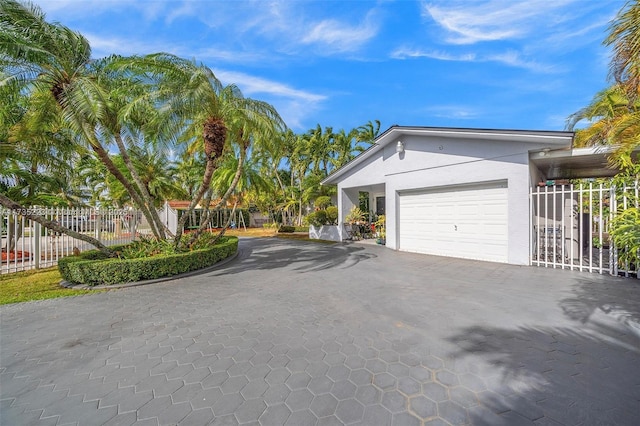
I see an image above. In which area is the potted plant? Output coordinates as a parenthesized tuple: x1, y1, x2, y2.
(375, 215, 386, 244)
(345, 206, 365, 224)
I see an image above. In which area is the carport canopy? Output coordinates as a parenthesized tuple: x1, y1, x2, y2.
(530, 145, 634, 179)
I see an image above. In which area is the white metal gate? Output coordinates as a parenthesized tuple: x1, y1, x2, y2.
(530, 182, 638, 276)
(0, 207, 145, 274)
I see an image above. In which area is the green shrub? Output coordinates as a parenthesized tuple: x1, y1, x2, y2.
(58, 237, 238, 286)
(294, 226, 309, 232)
(305, 210, 327, 227)
(610, 207, 640, 266)
(326, 206, 338, 224)
(305, 207, 337, 227)
(278, 225, 296, 233)
(314, 196, 332, 209)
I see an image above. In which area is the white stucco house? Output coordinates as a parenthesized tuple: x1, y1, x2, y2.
(321, 125, 618, 266)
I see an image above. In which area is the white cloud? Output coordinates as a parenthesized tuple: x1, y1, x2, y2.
(301, 11, 380, 53)
(486, 51, 560, 73)
(422, 0, 576, 45)
(391, 47, 476, 61)
(85, 33, 181, 57)
(391, 47, 557, 73)
(214, 70, 327, 130)
(214, 70, 326, 103)
(425, 105, 481, 120)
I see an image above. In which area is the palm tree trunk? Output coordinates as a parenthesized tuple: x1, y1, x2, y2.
(208, 201, 238, 245)
(90, 142, 162, 240)
(173, 155, 217, 248)
(0, 193, 114, 255)
(113, 133, 166, 239)
(199, 187, 215, 228)
(186, 147, 246, 247)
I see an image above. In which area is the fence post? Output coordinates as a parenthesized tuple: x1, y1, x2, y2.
(34, 221, 41, 270)
(95, 209, 101, 242)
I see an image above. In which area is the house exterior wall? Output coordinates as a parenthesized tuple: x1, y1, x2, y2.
(335, 134, 558, 265)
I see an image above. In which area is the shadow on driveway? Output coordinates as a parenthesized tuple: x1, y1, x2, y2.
(447, 274, 640, 425)
(212, 237, 378, 275)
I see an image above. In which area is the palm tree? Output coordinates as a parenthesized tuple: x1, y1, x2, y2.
(356, 119, 381, 146)
(0, 0, 159, 250)
(605, 0, 640, 98)
(174, 153, 204, 200)
(304, 125, 334, 175)
(566, 1, 640, 170)
(331, 128, 359, 169)
(119, 53, 285, 247)
(128, 145, 183, 207)
(566, 85, 640, 168)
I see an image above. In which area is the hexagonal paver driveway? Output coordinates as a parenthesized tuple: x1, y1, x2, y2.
(2, 238, 640, 425)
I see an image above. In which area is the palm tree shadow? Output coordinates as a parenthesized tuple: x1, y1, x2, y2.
(560, 275, 640, 328)
(447, 321, 640, 425)
(211, 237, 377, 275)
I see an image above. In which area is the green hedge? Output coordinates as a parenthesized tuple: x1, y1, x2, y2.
(58, 237, 238, 286)
(278, 226, 295, 233)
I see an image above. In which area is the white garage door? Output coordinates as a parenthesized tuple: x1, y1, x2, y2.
(398, 182, 508, 263)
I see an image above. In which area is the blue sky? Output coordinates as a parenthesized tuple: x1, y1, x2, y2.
(36, 0, 623, 134)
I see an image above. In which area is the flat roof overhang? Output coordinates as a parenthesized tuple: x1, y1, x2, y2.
(322, 125, 574, 185)
(529, 146, 631, 179)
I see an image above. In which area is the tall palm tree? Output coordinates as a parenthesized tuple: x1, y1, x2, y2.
(356, 119, 381, 146)
(331, 128, 359, 169)
(567, 84, 640, 168)
(0, 0, 160, 250)
(119, 53, 285, 247)
(566, 1, 640, 170)
(605, 0, 640, 98)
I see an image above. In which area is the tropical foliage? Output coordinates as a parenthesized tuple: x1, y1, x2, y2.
(1, 0, 379, 254)
(567, 1, 640, 170)
(567, 1, 640, 263)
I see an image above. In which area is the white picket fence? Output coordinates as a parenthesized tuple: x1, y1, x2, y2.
(0, 207, 147, 274)
(531, 182, 639, 277)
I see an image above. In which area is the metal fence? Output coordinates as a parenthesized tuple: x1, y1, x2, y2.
(531, 182, 638, 277)
(0, 207, 146, 274)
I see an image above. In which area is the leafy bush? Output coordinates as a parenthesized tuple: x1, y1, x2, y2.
(58, 236, 238, 286)
(121, 236, 178, 258)
(306, 207, 338, 227)
(278, 225, 296, 233)
(294, 226, 309, 232)
(326, 206, 338, 224)
(609, 207, 640, 266)
(305, 210, 327, 227)
(314, 196, 332, 209)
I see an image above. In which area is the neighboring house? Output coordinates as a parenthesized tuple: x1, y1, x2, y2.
(321, 125, 616, 266)
(159, 199, 244, 234)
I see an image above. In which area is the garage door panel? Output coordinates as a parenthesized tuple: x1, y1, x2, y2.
(399, 183, 508, 263)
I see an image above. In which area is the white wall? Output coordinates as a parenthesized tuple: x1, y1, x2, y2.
(336, 134, 559, 265)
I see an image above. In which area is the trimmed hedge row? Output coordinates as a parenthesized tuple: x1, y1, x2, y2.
(278, 226, 296, 233)
(58, 237, 238, 286)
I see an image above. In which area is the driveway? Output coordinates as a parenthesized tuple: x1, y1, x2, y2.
(1, 238, 639, 425)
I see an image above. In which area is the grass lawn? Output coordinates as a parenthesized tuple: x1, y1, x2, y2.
(0, 268, 103, 306)
(222, 227, 278, 237)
